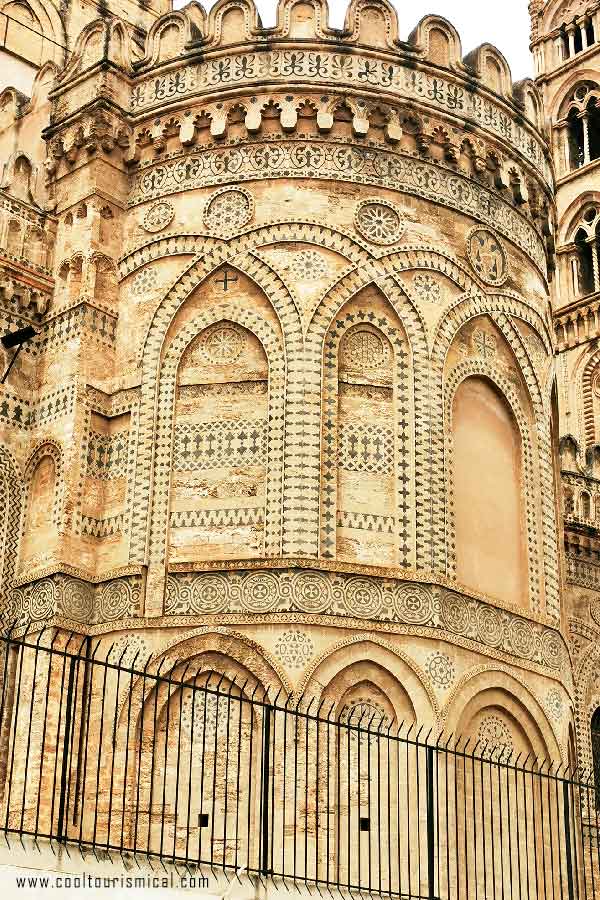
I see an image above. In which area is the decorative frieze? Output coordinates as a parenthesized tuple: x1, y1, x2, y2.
(129, 52, 551, 187)
(11, 574, 142, 624)
(164, 568, 566, 671)
(130, 140, 546, 274)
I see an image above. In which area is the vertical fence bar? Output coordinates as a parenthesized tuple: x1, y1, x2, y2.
(426, 744, 436, 900)
(564, 777, 577, 900)
(260, 702, 272, 876)
(56, 653, 76, 843)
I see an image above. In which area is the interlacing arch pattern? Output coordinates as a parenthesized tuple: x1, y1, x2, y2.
(319, 307, 413, 566)
(130, 250, 300, 563)
(149, 308, 284, 565)
(129, 223, 555, 606)
(444, 360, 540, 614)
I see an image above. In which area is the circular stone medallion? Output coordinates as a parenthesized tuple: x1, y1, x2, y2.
(393, 584, 433, 625)
(293, 570, 331, 613)
(203, 187, 253, 235)
(191, 574, 229, 614)
(354, 199, 404, 245)
(344, 577, 383, 618)
(466, 228, 508, 286)
(341, 327, 391, 370)
(142, 200, 174, 233)
(242, 572, 279, 613)
(200, 323, 245, 365)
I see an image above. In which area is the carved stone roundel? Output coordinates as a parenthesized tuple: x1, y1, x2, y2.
(477, 715, 513, 753)
(203, 187, 253, 235)
(293, 570, 331, 613)
(393, 584, 433, 625)
(201, 323, 245, 364)
(288, 250, 329, 281)
(354, 199, 404, 245)
(344, 576, 383, 618)
(467, 227, 508, 286)
(142, 200, 174, 233)
(342, 327, 390, 370)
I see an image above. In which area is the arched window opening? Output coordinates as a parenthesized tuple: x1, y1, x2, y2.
(567, 111, 585, 169)
(581, 491, 592, 518)
(564, 488, 575, 516)
(574, 27, 584, 54)
(561, 30, 570, 60)
(587, 21, 596, 47)
(587, 100, 600, 161)
(574, 227, 598, 296)
(565, 85, 600, 170)
(592, 709, 600, 805)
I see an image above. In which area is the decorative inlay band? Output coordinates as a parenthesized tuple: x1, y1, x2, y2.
(164, 568, 566, 671)
(130, 141, 546, 274)
(129, 52, 551, 186)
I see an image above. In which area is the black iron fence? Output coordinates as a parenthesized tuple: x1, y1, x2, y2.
(0, 627, 598, 899)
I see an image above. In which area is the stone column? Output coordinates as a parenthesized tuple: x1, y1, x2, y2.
(593, 240, 600, 293)
(581, 111, 591, 165)
(567, 24, 577, 57)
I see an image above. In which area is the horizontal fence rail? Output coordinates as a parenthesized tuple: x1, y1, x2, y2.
(0, 627, 598, 898)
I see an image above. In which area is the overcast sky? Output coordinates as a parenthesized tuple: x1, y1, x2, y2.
(173, 0, 534, 81)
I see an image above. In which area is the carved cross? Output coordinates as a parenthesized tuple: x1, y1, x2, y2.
(216, 269, 238, 291)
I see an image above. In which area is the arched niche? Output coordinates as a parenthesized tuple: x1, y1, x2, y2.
(320, 286, 412, 568)
(451, 375, 527, 607)
(20, 449, 59, 569)
(304, 645, 430, 893)
(168, 320, 269, 563)
(445, 672, 561, 898)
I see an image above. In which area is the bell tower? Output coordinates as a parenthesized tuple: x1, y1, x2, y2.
(533, 1, 600, 779)
(531, 2, 600, 307)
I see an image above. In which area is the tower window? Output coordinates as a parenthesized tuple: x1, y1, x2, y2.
(587, 21, 596, 47)
(564, 84, 600, 170)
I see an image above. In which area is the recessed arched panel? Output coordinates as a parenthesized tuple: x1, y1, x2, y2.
(452, 376, 527, 607)
(168, 320, 269, 563)
(21, 453, 58, 569)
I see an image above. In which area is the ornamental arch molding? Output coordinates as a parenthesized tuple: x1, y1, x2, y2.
(431, 300, 557, 617)
(116, 628, 290, 731)
(296, 635, 437, 724)
(443, 667, 562, 764)
(132, 253, 298, 565)
(306, 263, 429, 563)
(318, 297, 415, 566)
(120, 222, 371, 283)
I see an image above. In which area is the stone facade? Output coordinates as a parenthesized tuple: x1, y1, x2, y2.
(0, 0, 597, 882)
